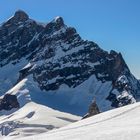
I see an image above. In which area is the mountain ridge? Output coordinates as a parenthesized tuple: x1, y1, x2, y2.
(0, 10, 140, 116)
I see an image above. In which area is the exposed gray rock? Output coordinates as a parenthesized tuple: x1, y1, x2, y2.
(82, 99, 100, 119)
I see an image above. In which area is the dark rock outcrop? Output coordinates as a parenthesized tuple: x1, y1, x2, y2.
(14, 10, 29, 21)
(82, 99, 100, 119)
(0, 94, 19, 111)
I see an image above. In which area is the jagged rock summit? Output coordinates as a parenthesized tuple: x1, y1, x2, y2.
(82, 98, 100, 119)
(14, 10, 29, 21)
(0, 10, 140, 115)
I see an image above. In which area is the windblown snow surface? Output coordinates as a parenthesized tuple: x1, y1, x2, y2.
(0, 102, 80, 139)
(7, 102, 140, 140)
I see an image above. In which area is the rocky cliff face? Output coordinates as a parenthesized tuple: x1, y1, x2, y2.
(0, 10, 140, 115)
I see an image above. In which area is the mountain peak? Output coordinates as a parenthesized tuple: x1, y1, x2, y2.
(53, 16, 64, 26)
(0, 11, 140, 117)
(14, 10, 29, 21)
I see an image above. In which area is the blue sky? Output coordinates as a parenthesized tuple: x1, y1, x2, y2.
(0, 0, 140, 78)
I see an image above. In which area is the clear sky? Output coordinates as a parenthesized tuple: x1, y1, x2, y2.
(0, 0, 140, 78)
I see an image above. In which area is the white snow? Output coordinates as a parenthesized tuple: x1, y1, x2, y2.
(27, 32, 40, 46)
(21, 63, 32, 70)
(51, 26, 67, 37)
(87, 61, 100, 68)
(36, 21, 47, 27)
(117, 90, 136, 106)
(0, 102, 80, 138)
(0, 75, 81, 138)
(54, 16, 61, 22)
(117, 75, 129, 84)
(12, 101, 140, 140)
(48, 76, 61, 84)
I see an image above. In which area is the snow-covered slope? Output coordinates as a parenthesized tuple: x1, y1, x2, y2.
(4, 75, 112, 115)
(0, 101, 80, 138)
(0, 76, 80, 138)
(13, 102, 140, 140)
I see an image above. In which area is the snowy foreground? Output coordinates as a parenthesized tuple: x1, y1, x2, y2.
(6, 102, 140, 140)
(0, 102, 80, 139)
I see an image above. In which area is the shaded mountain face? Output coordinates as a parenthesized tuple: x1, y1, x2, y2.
(0, 10, 140, 115)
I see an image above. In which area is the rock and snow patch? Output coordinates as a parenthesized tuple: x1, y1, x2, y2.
(0, 121, 18, 136)
(117, 90, 136, 106)
(5, 78, 31, 107)
(3, 75, 112, 116)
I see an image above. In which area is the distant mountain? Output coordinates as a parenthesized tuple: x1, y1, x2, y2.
(0, 10, 140, 116)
